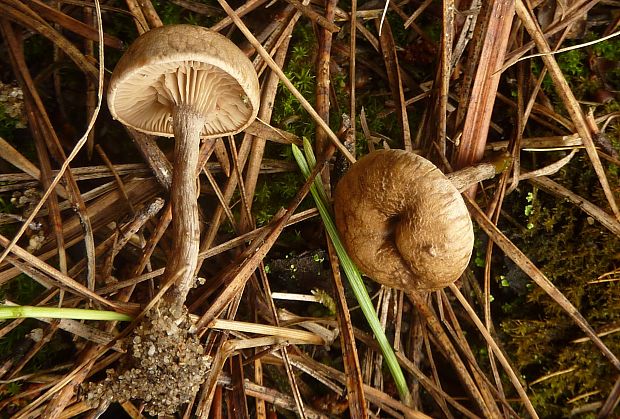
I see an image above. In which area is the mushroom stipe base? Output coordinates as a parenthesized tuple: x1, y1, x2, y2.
(85, 302, 212, 416)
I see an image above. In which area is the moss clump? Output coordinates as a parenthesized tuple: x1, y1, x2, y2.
(250, 24, 316, 226)
(253, 172, 303, 226)
(273, 23, 317, 140)
(531, 33, 620, 103)
(500, 154, 619, 417)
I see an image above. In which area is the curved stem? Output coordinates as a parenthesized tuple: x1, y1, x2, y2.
(164, 105, 203, 315)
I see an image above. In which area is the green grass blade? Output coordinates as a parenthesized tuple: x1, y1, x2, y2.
(292, 141, 412, 405)
(0, 305, 132, 321)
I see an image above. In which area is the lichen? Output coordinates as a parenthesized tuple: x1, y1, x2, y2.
(0, 81, 27, 139)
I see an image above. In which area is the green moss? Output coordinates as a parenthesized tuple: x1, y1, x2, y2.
(500, 154, 620, 417)
(253, 172, 304, 226)
(557, 49, 587, 77)
(472, 235, 486, 268)
(273, 24, 317, 140)
(250, 24, 317, 227)
(531, 32, 620, 102)
(591, 36, 620, 61)
(591, 36, 620, 91)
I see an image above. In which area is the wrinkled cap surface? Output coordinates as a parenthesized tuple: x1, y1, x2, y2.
(333, 149, 474, 291)
(108, 25, 260, 138)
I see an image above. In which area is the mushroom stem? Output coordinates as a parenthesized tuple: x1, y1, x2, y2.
(447, 154, 512, 192)
(163, 105, 203, 315)
(447, 162, 497, 192)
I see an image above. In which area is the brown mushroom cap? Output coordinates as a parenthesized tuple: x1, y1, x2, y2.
(107, 24, 260, 138)
(333, 149, 474, 291)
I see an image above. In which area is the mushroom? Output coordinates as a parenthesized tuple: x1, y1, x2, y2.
(108, 25, 260, 312)
(333, 149, 474, 291)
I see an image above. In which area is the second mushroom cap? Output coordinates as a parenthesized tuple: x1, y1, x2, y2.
(333, 149, 474, 291)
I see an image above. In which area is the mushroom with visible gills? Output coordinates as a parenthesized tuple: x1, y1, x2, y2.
(108, 25, 260, 313)
(333, 149, 477, 291)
